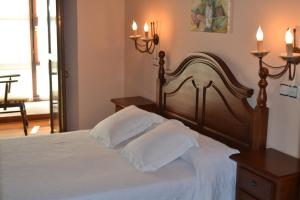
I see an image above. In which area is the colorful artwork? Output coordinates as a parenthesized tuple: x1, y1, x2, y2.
(191, 0, 230, 33)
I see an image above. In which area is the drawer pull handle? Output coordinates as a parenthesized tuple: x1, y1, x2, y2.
(250, 180, 257, 187)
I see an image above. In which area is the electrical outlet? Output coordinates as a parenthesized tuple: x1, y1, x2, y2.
(289, 85, 298, 98)
(280, 81, 299, 99)
(280, 83, 289, 96)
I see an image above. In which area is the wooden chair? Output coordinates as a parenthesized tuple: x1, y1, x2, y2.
(0, 74, 29, 135)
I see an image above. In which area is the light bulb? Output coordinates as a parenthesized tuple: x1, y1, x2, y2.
(144, 22, 149, 32)
(285, 28, 293, 44)
(132, 20, 137, 31)
(256, 26, 264, 41)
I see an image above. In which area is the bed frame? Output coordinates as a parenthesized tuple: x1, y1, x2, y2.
(156, 51, 268, 151)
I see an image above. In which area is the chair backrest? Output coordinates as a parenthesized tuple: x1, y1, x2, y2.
(0, 74, 20, 104)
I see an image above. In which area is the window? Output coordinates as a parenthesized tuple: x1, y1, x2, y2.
(0, 0, 33, 99)
(0, 0, 51, 100)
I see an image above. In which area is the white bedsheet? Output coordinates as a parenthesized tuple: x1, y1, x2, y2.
(0, 130, 237, 200)
(182, 134, 239, 200)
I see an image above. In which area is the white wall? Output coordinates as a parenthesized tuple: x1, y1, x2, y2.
(124, 0, 300, 158)
(64, 0, 125, 130)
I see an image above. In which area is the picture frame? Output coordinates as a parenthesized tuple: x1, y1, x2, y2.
(191, 0, 230, 33)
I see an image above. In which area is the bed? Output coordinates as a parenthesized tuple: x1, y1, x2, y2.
(0, 52, 268, 200)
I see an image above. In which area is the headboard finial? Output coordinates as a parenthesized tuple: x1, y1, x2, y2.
(159, 51, 166, 63)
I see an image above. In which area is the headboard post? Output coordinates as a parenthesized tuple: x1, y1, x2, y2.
(157, 51, 166, 113)
(252, 59, 269, 150)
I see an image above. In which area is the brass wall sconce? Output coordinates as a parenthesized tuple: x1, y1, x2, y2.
(129, 21, 159, 54)
(251, 27, 300, 106)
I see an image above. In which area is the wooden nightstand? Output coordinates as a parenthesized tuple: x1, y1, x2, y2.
(230, 148, 300, 200)
(111, 96, 157, 113)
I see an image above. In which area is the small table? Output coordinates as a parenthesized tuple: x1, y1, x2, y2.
(230, 148, 300, 200)
(111, 96, 157, 113)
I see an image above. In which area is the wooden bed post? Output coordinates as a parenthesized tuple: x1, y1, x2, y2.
(252, 59, 269, 150)
(157, 51, 166, 113)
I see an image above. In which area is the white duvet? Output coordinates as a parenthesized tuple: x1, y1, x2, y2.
(182, 134, 239, 200)
(0, 130, 238, 200)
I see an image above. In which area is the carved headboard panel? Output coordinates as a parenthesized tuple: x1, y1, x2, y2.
(157, 52, 268, 151)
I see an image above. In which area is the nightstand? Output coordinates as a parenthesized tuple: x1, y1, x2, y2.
(230, 148, 300, 200)
(111, 96, 157, 113)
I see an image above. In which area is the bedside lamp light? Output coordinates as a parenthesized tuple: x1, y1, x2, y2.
(144, 22, 149, 38)
(256, 26, 264, 52)
(285, 28, 294, 57)
(251, 26, 300, 80)
(129, 20, 159, 55)
(251, 26, 300, 107)
(132, 20, 138, 36)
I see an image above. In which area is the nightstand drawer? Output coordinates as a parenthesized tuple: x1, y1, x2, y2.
(237, 190, 257, 200)
(238, 168, 274, 200)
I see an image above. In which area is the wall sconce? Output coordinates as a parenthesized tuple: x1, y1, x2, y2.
(251, 26, 300, 107)
(129, 20, 159, 54)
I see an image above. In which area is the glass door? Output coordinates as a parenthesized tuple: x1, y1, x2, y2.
(47, 0, 65, 133)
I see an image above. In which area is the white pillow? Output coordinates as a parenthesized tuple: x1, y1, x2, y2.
(90, 105, 165, 148)
(121, 120, 199, 172)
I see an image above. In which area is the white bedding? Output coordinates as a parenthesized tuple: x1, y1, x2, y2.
(0, 130, 237, 200)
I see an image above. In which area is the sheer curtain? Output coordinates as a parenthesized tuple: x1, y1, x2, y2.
(36, 0, 50, 100)
(0, 0, 33, 99)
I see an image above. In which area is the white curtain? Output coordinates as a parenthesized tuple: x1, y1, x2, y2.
(0, 0, 32, 99)
(36, 0, 50, 100)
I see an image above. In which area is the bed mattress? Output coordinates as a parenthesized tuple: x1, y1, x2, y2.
(0, 131, 196, 200)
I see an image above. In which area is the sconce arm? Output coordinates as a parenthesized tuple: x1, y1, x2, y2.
(262, 61, 287, 69)
(267, 64, 290, 79)
(134, 41, 149, 53)
(134, 39, 147, 52)
(289, 63, 297, 80)
(133, 38, 156, 54)
(259, 57, 297, 80)
(135, 41, 147, 48)
(146, 41, 155, 54)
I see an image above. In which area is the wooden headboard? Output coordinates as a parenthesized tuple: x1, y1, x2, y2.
(156, 51, 269, 151)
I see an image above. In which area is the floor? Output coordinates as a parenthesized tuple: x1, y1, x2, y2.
(0, 101, 50, 117)
(0, 118, 51, 138)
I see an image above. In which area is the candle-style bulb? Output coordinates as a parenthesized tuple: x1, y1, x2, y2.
(285, 28, 293, 44)
(285, 28, 294, 56)
(256, 26, 264, 52)
(144, 22, 149, 32)
(256, 26, 264, 41)
(144, 22, 149, 38)
(132, 20, 138, 31)
(131, 20, 138, 37)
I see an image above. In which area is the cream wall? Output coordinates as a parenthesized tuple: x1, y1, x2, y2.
(64, 0, 125, 130)
(124, 0, 300, 158)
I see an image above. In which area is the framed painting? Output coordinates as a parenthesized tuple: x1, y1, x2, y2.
(191, 0, 230, 33)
